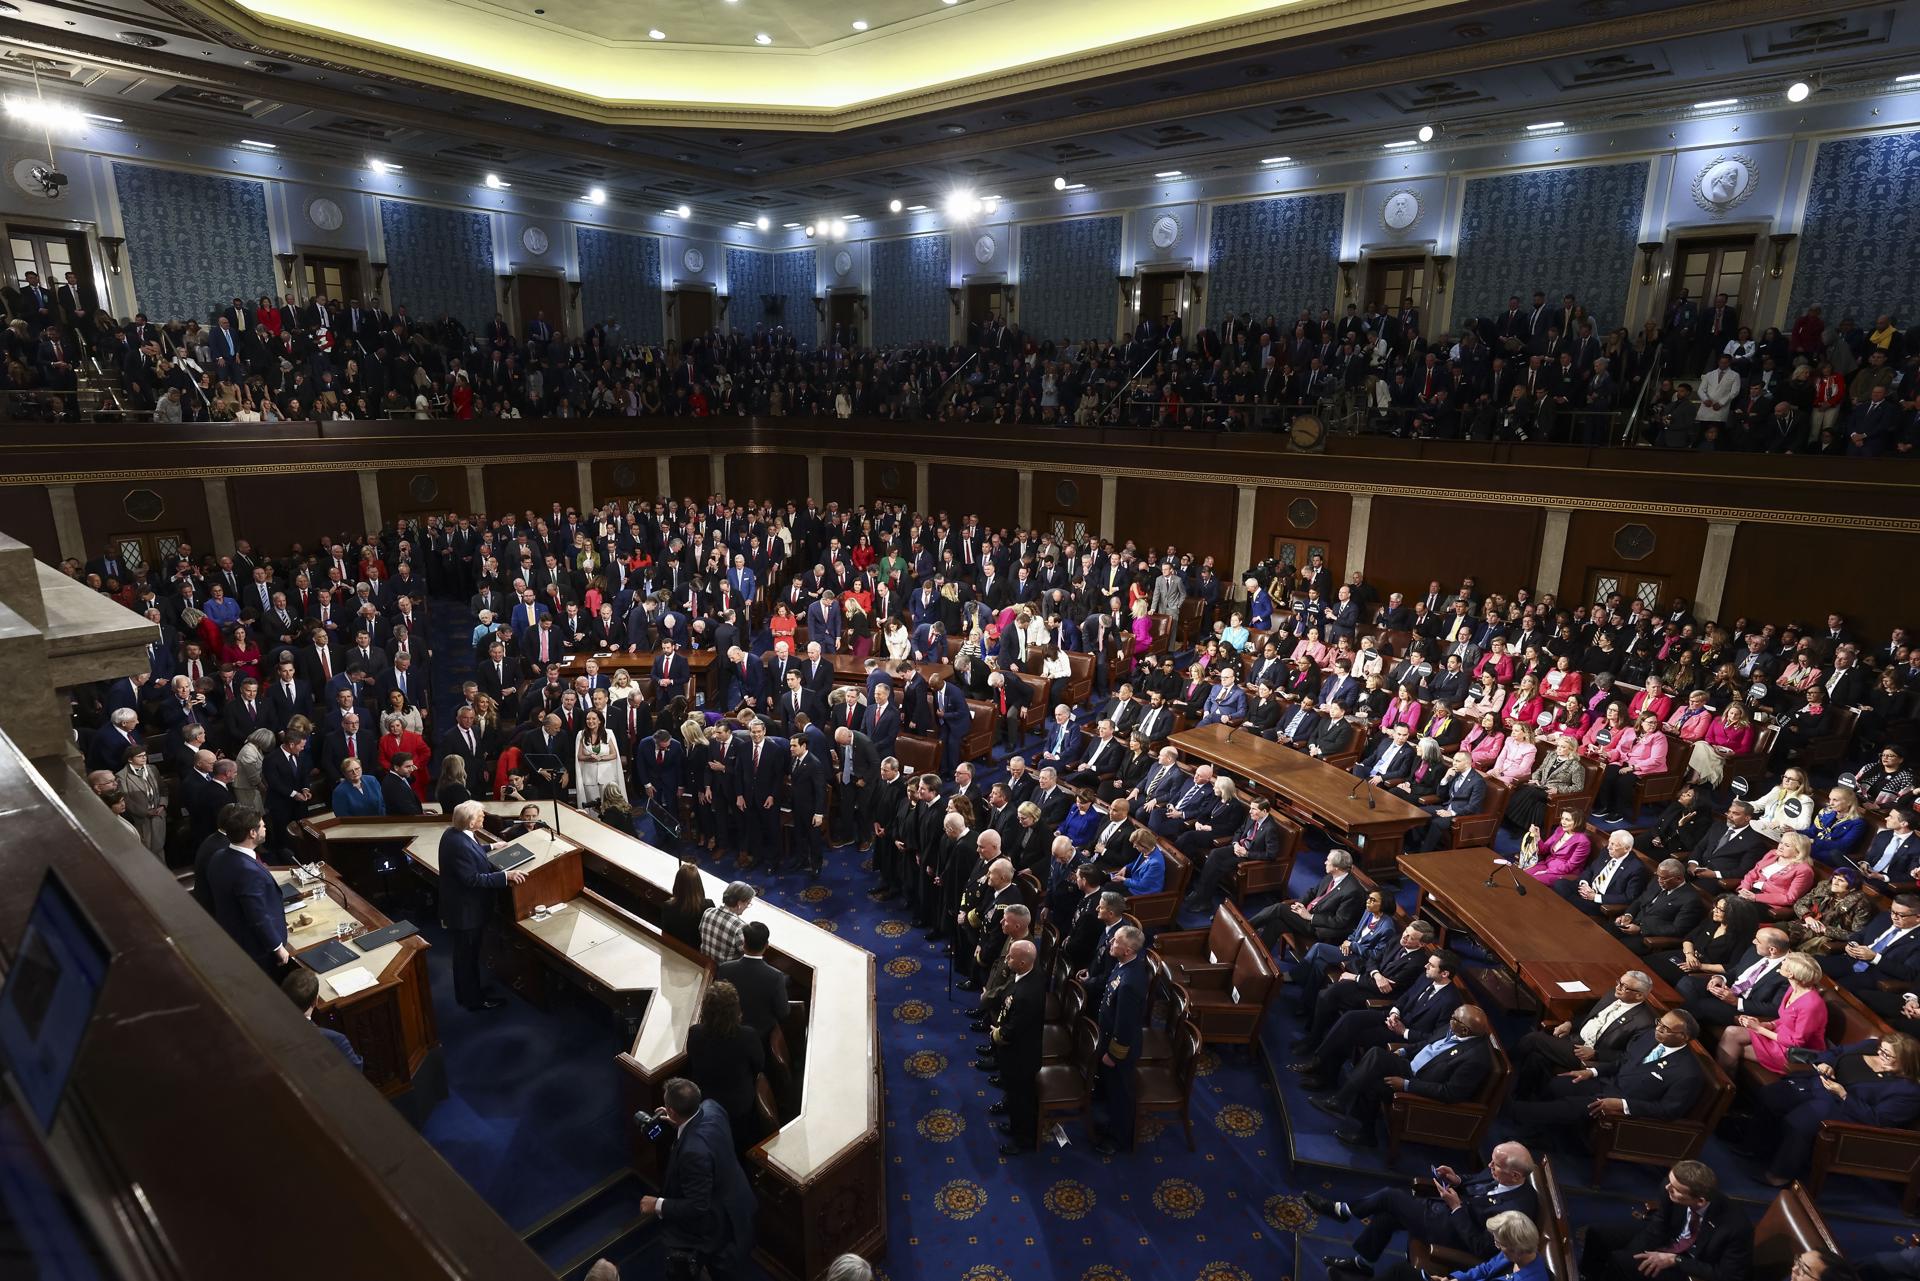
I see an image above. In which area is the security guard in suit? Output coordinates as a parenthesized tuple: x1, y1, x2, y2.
(1094, 924, 1149, 1155)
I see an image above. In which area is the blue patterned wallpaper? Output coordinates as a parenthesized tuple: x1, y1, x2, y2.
(1452, 161, 1647, 333)
(1789, 130, 1920, 325)
(725, 247, 817, 347)
(1019, 216, 1122, 342)
(113, 162, 275, 323)
(577, 227, 664, 346)
(1207, 193, 1345, 330)
(378, 199, 496, 332)
(870, 234, 951, 346)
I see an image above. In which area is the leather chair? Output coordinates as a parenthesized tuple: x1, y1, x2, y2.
(1148, 612, 1175, 657)
(1798, 706, 1860, 771)
(1716, 724, 1778, 798)
(1588, 1039, 1734, 1180)
(1752, 1182, 1840, 1278)
(1137, 970, 1190, 1067)
(1015, 672, 1053, 741)
(1156, 901, 1257, 988)
(1177, 923, 1280, 1048)
(960, 698, 997, 763)
(1626, 732, 1685, 820)
(1041, 979, 1088, 1065)
(1448, 776, 1510, 849)
(1035, 1016, 1098, 1144)
(1545, 766, 1602, 831)
(1134, 1018, 1203, 1150)
(891, 733, 940, 777)
(1385, 1014, 1511, 1158)
(1060, 651, 1094, 710)
(1232, 810, 1302, 900)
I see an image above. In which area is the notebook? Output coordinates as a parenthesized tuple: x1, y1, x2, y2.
(488, 841, 538, 873)
(296, 940, 360, 973)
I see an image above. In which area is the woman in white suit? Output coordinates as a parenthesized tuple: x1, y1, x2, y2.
(573, 707, 624, 808)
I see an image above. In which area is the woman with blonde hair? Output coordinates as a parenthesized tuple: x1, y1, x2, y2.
(1809, 786, 1868, 866)
(1685, 701, 1756, 787)
(1716, 951, 1827, 1075)
(1751, 767, 1818, 843)
(680, 716, 715, 848)
(1738, 831, 1818, 912)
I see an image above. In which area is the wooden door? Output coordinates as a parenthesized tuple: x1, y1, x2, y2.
(1138, 271, 1182, 334)
(6, 225, 90, 315)
(1268, 536, 1330, 582)
(1046, 511, 1090, 546)
(1582, 568, 1665, 613)
(966, 283, 1003, 340)
(674, 290, 714, 343)
(302, 255, 360, 306)
(106, 528, 189, 580)
(515, 275, 565, 341)
(828, 293, 860, 347)
(1363, 254, 1426, 316)
(1669, 238, 1753, 318)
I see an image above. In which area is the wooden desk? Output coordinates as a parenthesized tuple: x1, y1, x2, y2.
(1172, 722, 1429, 873)
(1400, 847, 1683, 1021)
(550, 649, 716, 682)
(275, 863, 437, 1096)
(305, 803, 883, 1281)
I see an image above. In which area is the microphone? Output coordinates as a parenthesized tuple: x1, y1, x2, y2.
(1487, 857, 1527, 895)
(1348, 775, 1365, 801)
(1365, 776, 1377, 810)
(1225, 720, 1242, 744)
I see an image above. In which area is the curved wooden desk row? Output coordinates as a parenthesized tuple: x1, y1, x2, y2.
(304, 804, 884, 1281)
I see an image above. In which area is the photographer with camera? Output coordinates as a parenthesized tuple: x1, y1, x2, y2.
(638, 1077, 757, 1281)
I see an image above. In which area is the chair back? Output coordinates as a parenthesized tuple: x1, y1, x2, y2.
(1173, 1019, 1203, 1091)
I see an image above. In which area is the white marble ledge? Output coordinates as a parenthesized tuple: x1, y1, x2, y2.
(37, 562, 157, 683)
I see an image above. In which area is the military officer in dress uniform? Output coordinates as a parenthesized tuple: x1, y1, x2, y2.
(1094, 924, 1149, 1155)
(989, 941, 1046, 1156)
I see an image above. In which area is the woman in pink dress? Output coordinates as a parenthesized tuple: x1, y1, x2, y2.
(1738, 831, 1818, 912)
(1290, 627, 1330, 668)
(1380, 686, 1425, 734)
(1716, 952, 1827, 1075)
(1129, 600, 1155, 670)
(1523, 808, 1595, 884)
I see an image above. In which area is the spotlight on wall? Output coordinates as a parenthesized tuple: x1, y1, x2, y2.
(1416, 124, 1435, 142)
(675, 203, 691, 218)
(755, 32, 772, 44)
(829, 219, 847, 239)
(980, 195, 1001, 214)
(1786, 81, 1811, 102)
(1053, 175, 1068, 190)
(484, 173, 509, 189)
(887, 198, 902, 213)
(944, 189, 979, 220)
(585, 186, 606, 205)
(369, 158, 401, 174)
(756, 215, 771, 230)
(2, 95, 85, 131)
(804, 223, 818, 237)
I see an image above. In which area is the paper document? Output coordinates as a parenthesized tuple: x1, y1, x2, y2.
(327, 967, 378, 997)
(1556, 980, 1591, 994)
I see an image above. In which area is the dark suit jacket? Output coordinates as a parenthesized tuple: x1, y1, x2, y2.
(205, 846, 288, 971)
(1688, 821, 1772, 879)
(1353, 737, 1417, 783)
(658, 1100, 758, 1267)
(788, 752, 828, 820)
(715, 955, 791, 1040)
(1402, 1029, 1493, 1104)
(438, 826, 507, 930)
(1623, 1193, 1752, 1281)
(1623, 880, 1707, 938)
(1591, 1030, 1705, 1118)
(1307, 717, 1356, 758)
(1581, 1000, 1658, 1067)
(1304, 871, 1367, 941)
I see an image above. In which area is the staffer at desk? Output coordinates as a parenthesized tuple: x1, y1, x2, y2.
(282, 967, 363, 1071)
(440, 800, 529, 1012)
(203, 806, 290, 975)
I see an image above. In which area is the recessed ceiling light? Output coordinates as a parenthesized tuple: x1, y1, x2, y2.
(889, 198, 903, 212)
(1053, 175, 1067, 190)
(1786, 81, 1811, 102)
(1692, 97, 1738, 109)
(675, 203, 691, 218)
(1154, 169, 1183, 178)
(1416, 124, 1435, 142)
(484, 173, 509, 188)
(755, 32, 772, 44)
(85, 112, 123, 124)
(852, 20, 868, 30)
(1064, 183, 1086, 191)
(756, 215, 771, 230)
(804, 223, 817, 237)
(648, 28, 666, 40)
(1524, 121, 1564, 132)
(906, 204, 928, 212)
(240, 138, 276, 149)
(1260, 156, 1289, 165)
(1898, 73, 1920, 83)
(585, 187, 606, 204)
(1382, 139, 1418, 149)
(829, 219, 847, 237)
(369, 158, 400, 173)
(783, 222, 802, 229)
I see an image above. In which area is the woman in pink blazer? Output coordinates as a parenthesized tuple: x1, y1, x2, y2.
(1461, 712, 1507, 769)
(1491, 723, 1541, 787)
(1716, 952, 1827, 1075)
(1739, 831, 1819, 911)
(1663, 689, 1716, 743)
(1524, 808, 1595, 883)
(1380, 686, 1425, 734)
(1590, 712, 1669, 822)
(1627, 676, 1674, 725)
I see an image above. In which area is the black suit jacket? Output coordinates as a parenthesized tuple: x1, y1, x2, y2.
(1402, 1029, 1493, 1104)
(1307, 717, 1355, 758)
(1304, 871, 1367, 941)
(1592, 1031, 1705, 1118)
(715, 955, 791, 1040)
(1624, 1193, 1752, 1281)
(1688, 822, 1771, 879)
(1622, 880, 1706, 938)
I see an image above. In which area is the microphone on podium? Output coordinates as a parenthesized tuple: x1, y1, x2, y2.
(1484, 857, 1527, 895)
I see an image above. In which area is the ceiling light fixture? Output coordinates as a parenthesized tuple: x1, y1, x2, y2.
(804, 223, 817, 237)
(1898, 73, 1920, 83)
(585, 187, 606, 204)
(888, 198, 903, 212)
(852, 19, 868, 30)
(484, 172, 509, 188)
(736, 220, 753, 227)
(1524, 121, 1564, 132)
(675, 203, 691, 218)
(783, 222, 801, 229)
(648, 28, 666, 40)
(1382, 139, 1417, 149)
(907, 204, 929, 212)
(1786, 81, 1811, 102)
(3, 95, 85, 132)
(1260, 156, 1289, 165)
(1692, 97, 1738, 109)
(756, 215, 771, 230)
(240, 138, 277, 149)
(829, 219, 847, 238)
(1053, 175, 1067, 190)
(755, 32, 772, 44)
(1154, 169, 1183, 178)
(1416, 124, 1434, 142)
(85, 112, 123, 124)
(369, 157, 400, 173)
(980, 195, 1001, 214)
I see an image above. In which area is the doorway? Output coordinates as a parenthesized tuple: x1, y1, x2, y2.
(1582, 568, 1665, 613)
(1668, 237, 1753, 319)
(515, 274, 565, 341)
(301, 254, 361, 305)
(1363, 254, 1427, 319)
(827, 292, 861, 347)
(673, 289, 714, 343)
(1047, 512, 1089, 546)
(106, 529, 190, 579)
(6, 225, 90, 315)
(1268, 536, 1330, 583)
(1137, 271, 1182, 336)
(966, 283, 1003, 343)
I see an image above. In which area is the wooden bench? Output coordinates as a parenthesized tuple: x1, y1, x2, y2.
(1753, 1182, 1840, 1278)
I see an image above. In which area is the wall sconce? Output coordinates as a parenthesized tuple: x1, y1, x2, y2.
(497, 274, 515, 302)
(275, 252, 297, 289)
(1766, 232, 1797, 279)
(947, 287, 962, 315)
(1337, 259, 1359, 297)
(1637, 241, 1664, 285)
(812, 296, 826, 321)
(98, 236, 124, 274)
(1184, 271, 1207, 310)
(1115, 274, 1135, 305)
(1429, 255, 1452, 294)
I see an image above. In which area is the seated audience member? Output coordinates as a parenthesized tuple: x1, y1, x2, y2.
(1308, 1148, 1539, 1281)
(1507, 1009, 1704, 1145)
(1580, 1162, 1751, 1281)
(1756, 1033, 1920, 1186)
(1308, 1002, 1494, 1148)
(1248, 847, 1364, 951)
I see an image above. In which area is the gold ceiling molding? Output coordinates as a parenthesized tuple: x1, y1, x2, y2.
(10, 446, 1918, 536)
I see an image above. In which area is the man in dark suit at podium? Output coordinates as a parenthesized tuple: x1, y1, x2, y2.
(640, 1078, 757, 1281)
(439, 800, 527, 1012)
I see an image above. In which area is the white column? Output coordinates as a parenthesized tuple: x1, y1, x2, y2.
(1232, 485, 1257, 582)
(47, 484, 84, 563)
(656, 455, 672, 498)
(576, 459, 594, 513)
(710, 453, 727, 495)
(1099, 475, 1117, 543)
(806, 455, 824, 504)
(358, 471, 382, 534)
(914, 461, 929, 516)
(202, 478, 236, 554)
(852, 458, 866, 508)
(1536, 507, 1571, 599)
(464, 465, 486, 514)
(1344, 493, 1372, 579)
(1693, 520, 1740, 624)
(1017, 468, 1034, 529)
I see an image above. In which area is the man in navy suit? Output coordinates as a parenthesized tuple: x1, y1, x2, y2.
(1185, 796, 1282, 909)
(1350, 723, 1418, 784)
(1507, 1011, 1703, 1141)
(439, 800, 528, 1011)
(863, 682, 901, 759)
(1824, 896, 1920, 993)
(1314, 1002, 1493, 1148)
(203, 808, 290, 974)
(1560, 828, 1650, 913)
(1146, 764, 1218, 839)
(788, 734, 828, 877)
(930, 673, 971, 774)
(652, 638, 691, 708)
(1311, 1139, 1539, 1274)
(1093, 924, 1149, 1155)
(986, 670, 1032, 753)
(639, 1079, 757, 1279)
(1406, 752, 1488, 852)
(722, 645, 764, 712)
(1298, 948, 1464, 1085)
(732, 718, 789, 869)
(1034, 703, 1082, 771)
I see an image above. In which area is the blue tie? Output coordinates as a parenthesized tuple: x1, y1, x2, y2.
(1411, 1034, 1458, 1074)
(1855, 925, 1904, 973)
(1643, 1044, 1670, 1065)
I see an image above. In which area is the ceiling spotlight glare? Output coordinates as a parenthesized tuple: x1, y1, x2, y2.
(755, 32, 772, 44)
(484, 172, 505, 189)
(980, 196, 1000, 214)
(1416, 124, 1435, 142)
(756, 215, 771, 230)
(944, 190, 974, 219)
(1053, 175, 1067, 190)
(804, 223, 817, 237)
(585, 186, 606, 204)
(648, 28, 666, 40)
(675, 203, 691, 218)
(829, 218, 847, 238)
(888, 198, 903, 212)
(1786, 81, 1811, 102)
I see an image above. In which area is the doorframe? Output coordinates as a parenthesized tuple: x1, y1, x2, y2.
(1130, 257, 1193, 334)
(824, 285, 865, 346)
(290, 245, 373, 305)
(511, 265, 567, 339)
(667, 281, 718, 345)
(960, 272, 1006, 341)
(1642, 221, 1771, 334)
